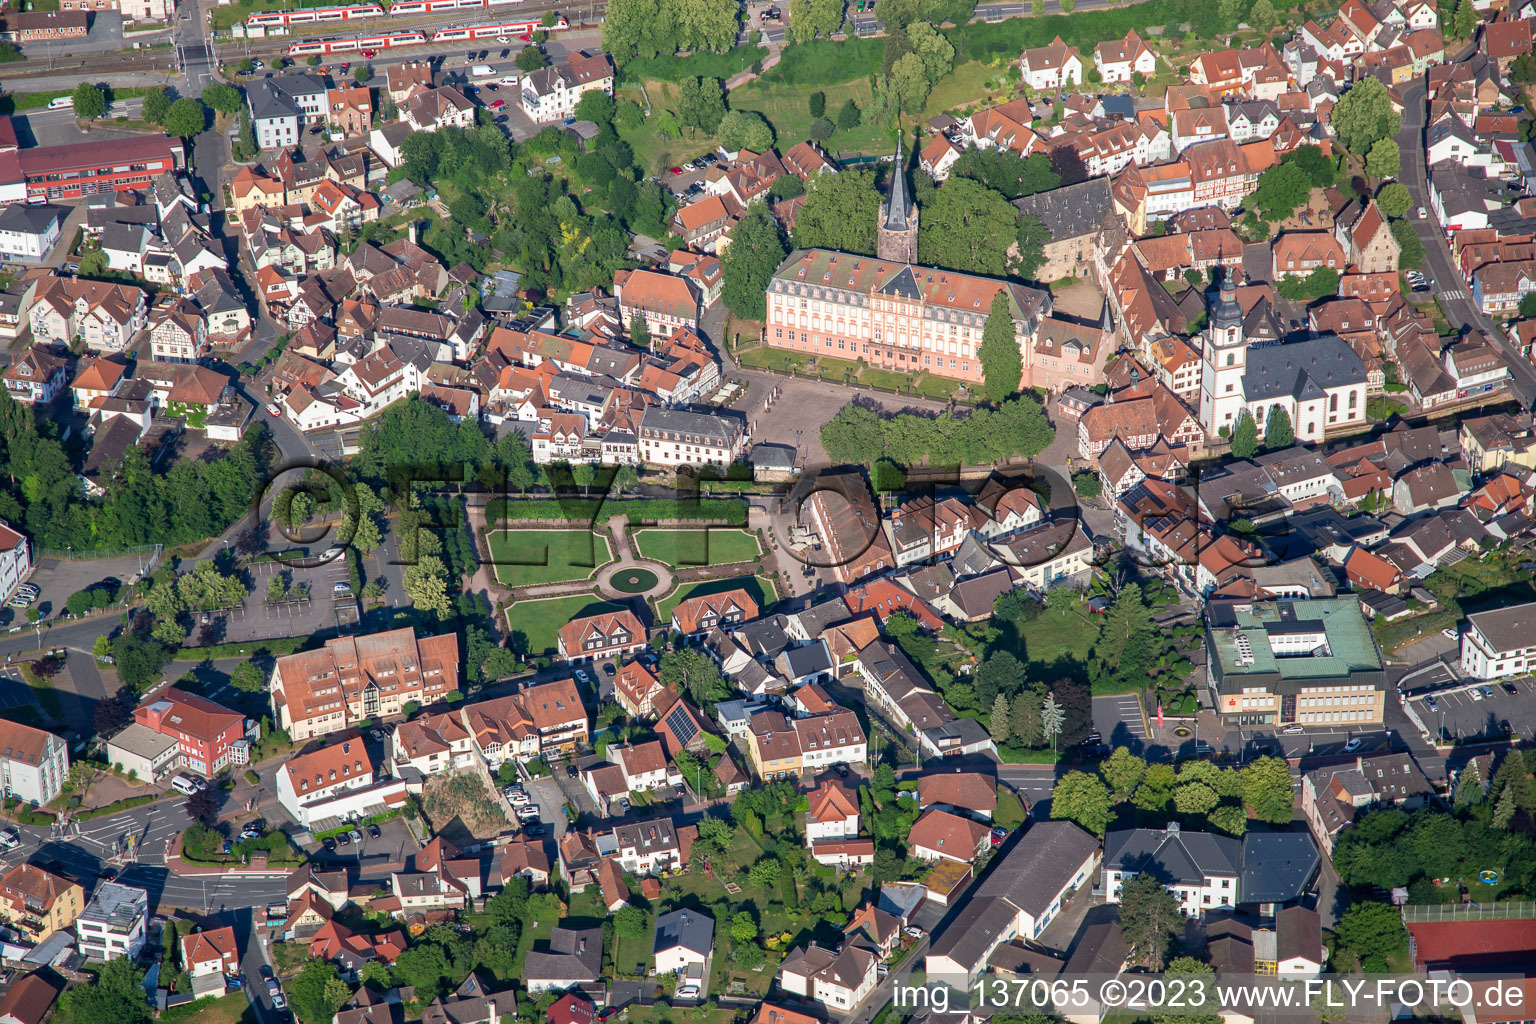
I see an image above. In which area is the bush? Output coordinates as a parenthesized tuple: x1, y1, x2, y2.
(76, 795, 156, 821)
(486, 497, 748, 526)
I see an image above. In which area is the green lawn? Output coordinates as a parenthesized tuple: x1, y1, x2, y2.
(656, 575, 776, 626)
(634, 528, 760, 567)
(1018, 605, 1100, 666)
(506, 595, 628, 655)
(486, 530, 612, 587)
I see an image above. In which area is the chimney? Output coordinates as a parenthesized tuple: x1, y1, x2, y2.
(1166, 821, 1180, 833)
(409, 221, 419, 246)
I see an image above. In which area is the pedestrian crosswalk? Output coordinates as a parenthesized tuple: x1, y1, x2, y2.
(1436, 288, 1468, 302)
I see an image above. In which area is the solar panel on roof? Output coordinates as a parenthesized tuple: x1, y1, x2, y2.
(665, 704, 698, 746)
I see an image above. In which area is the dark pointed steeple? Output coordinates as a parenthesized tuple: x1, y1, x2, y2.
(877, 137, 919, 263)
(883, 137, 913, 232)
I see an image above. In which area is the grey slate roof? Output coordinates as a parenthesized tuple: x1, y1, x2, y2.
(1011, 178, 1114, 239)
(1242, 334, 1367, 403)
(883, 138, 914, 233)
(0, 203, 63, 236)
(1239, 832, 1319, 904)
(975, 819, 1100, 918)
(652, 909, 714, 957)
(1103, 826, 1241, 885)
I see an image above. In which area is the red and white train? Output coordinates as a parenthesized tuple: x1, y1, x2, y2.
(285, 13, 564, 53)
(286, 28, 426, 53)
(247, 3, 384, 28)
(429, 15, 564, 39)
(390, 0, 525, 15)
(252, 0, 542, 30)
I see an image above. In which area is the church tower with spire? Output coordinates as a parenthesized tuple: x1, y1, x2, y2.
(877, 138, 919, 263)
(1198, 273, 1250, 438)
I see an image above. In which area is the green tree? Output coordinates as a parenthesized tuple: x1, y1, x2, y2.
(677, 76, 726, 136)
(1118, 872, 1180, 971)
(978, 291, 1023, 403)
(1377, 182, 1412, 218)
(836, 98, 861, 131)
(917, 176, 1019, 276)
(809, 90, 826, 118)
(1493, 784, 1518, 829)
(162, 98, 207, 139)
(717, 109, 775, 152)
(1512, 52, 1536, 85)
(1072, 470, 1103, 500)
(807, 116, 835, 142)
(1240, 756, 1295, 824)
(142, 86, 173, 124)
(231, 661, 265, 693)
(889, 52, 932, 113)
(630, 314, 651, 349)
(574, 89, 616, 125)
(1335, 902, 1409, 972)
(72, 82, 107, 119)
(614, 905, 648, 937)
(1381, 225, 1418, 275)
(950, 149, 1059, 201)
(730, 911, 758, 942)
(201, 82, 241, 116)
(721, 204, 787, 320)
(1519, 293, 1536, 320)
(1366, 138, 1400, 180)
(1264, 405, 1294, 449)
(1050, 771, 1113, 835)
(1283, 144, 1336, 187)
(989, 694, 1011, 744)
(1101, 747, 1147, 801)
(1249, 0, 1278, 31)
(516, 46, 550, 72)
(1173, 780, 1219, 815)
(1208, 804, 1248, 837)
(57, 958, 151, 1024)
(402, 555, 452, 617)
(1230, 411, 1259, 458)
(287, 960, 351, 1024)
(1154, 958, 1222, 1024)
(1331, 76, 1400, 157)
(792, 168, 880, 254)
(1451, 0, 1475, 38)
(354, 64, 373, 83)
(658, 648, 730, 707)
(1250, 162, 1312, 222)
(1014, 212, 1051, 280)
(1217, 0, 1245, 29)
(906, 21, 954, 84)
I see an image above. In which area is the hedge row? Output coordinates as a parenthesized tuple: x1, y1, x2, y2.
(173, 636, 309, 661)
(486, 497, 749, 526)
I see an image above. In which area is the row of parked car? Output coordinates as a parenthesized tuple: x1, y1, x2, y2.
(5, 583, 38, 611)
(502, 785, 547, 836)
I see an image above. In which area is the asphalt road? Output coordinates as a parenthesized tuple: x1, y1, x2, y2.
(1397, 78, 1536, 408)
(0, 793, 290, 913)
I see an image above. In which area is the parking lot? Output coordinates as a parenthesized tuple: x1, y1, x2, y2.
(1407, 676, 1536, 742)
(217, 558, 359, 644)
(311, 812, 417, 868)
(1092, 693, 1149, 751)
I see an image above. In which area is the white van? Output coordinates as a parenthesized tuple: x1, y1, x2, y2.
(499, 74, 520, 86)
(470, 64, 497, 77)
(171, 774, 199, 795)
(48, 96, 73, 110)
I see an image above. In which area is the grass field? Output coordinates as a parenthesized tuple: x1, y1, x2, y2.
(634, 528, 760, 567)
(486, 530, 612, 587)
(656, 575, 775, 625)
(1018, 606, 1100, 666)
(507, 595, 629, 655)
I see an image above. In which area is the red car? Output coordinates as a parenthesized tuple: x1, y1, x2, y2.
(361, 48, 376, 57)
(519, 32, 532, 40)
(670, 166, 684, 174)
(490, 99, 505, 110)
